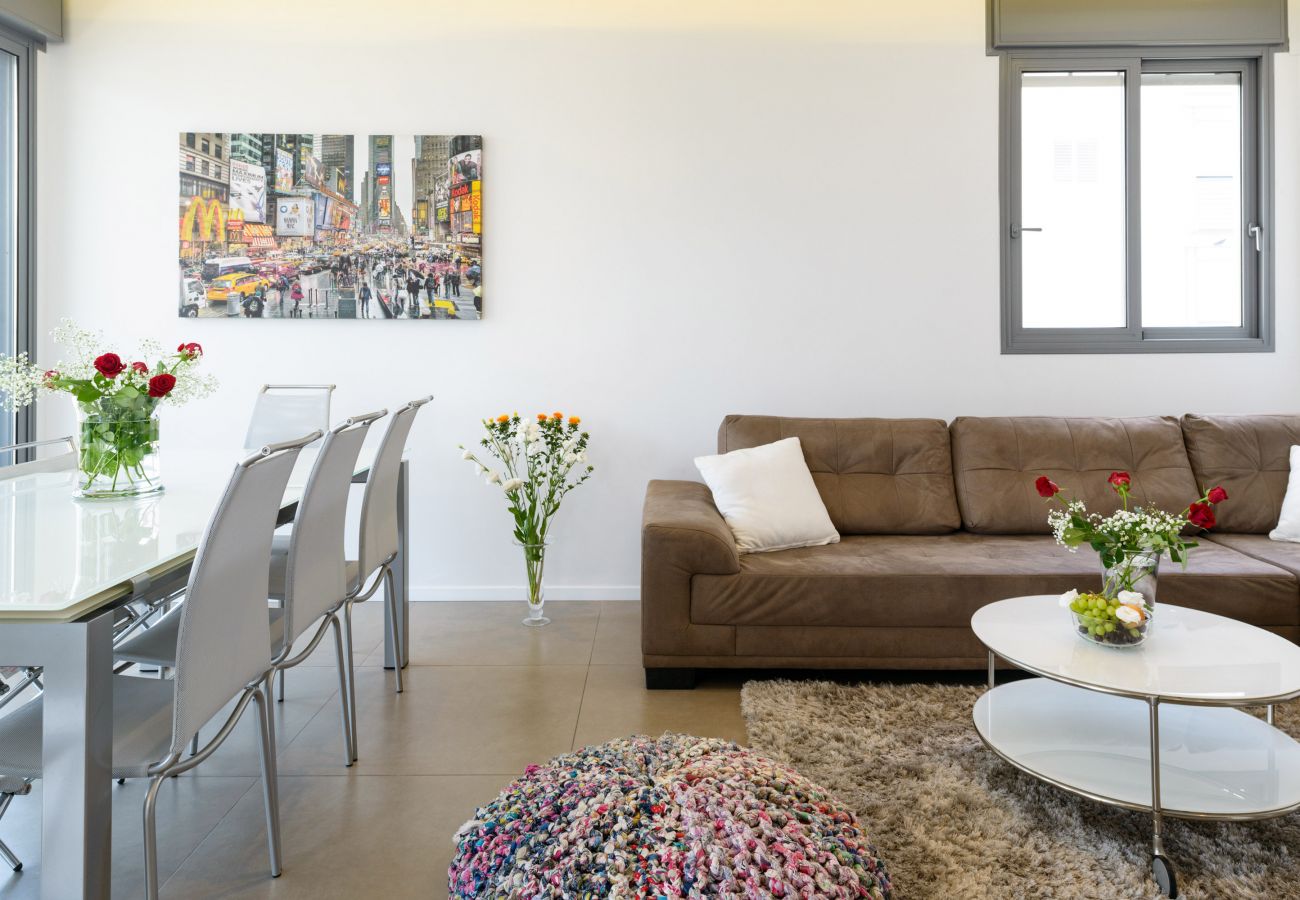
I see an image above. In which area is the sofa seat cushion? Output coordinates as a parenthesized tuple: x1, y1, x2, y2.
(691, 533, 1299, 629)
(1182, 415, 1300, 534)
(950, 416, 1199, 534)
(717, 415, 961, 535)
(1205, 533, 1300, 578)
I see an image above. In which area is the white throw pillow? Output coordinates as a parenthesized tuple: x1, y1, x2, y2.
(1269, 445, 1300, 542)
(694, 437, 840, 553)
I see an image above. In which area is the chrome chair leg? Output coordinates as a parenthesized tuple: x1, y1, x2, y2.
(190, 731, 199, 757)
(329, 614, 354, 767)
(251, 686, 283, 878)
(343, 601, 359, 762)
(384, 567, 403, 694)
(142, 774, 167, 900)
(0, 794, 20, 871)
(277, 668, 286, 703)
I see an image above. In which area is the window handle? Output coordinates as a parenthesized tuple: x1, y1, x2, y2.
(1248, 223, 1263, 252)
(1010, 225, 1044, 239)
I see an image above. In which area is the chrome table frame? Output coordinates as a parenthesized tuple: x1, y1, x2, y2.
(983, 646, 1300, 898)
(0, 458, 410, 899)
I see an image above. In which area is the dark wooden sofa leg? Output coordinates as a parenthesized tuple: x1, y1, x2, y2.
(645, 667, 696, 690)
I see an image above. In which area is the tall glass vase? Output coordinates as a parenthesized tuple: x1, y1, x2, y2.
(76, 411, 163, 500)
(516, 540, 549, 627)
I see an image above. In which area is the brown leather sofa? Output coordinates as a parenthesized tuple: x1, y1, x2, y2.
(641, 414, 1300, 688)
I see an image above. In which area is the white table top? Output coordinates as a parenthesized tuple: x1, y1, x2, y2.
(973, 595, 1300, 705)
(0, 448, 373, 623)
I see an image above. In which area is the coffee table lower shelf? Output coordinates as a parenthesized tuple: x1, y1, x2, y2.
(975, 677, 1300, 896)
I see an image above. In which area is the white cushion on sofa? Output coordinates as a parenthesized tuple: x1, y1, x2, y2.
(1269, 445, 1300, 542)
(694, 437, 840, 554)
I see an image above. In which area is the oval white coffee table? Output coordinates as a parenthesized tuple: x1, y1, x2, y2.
(972, 595, 1300, 898)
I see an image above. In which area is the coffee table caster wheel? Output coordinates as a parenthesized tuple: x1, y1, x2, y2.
(1152, 854, 1178, 898)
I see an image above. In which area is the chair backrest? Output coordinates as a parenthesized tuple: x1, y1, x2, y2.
(0, 437, 76, 480)
(243, 384, 335, 451)
(282, 410, 384, 643)
(357, 395, 432, 579)
(169, 432, 318, 755)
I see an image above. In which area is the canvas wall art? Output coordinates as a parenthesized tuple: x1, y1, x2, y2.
(178, 134, 482, 320)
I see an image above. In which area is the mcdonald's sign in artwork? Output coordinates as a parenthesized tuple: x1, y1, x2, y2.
(179, 132, 483, 320)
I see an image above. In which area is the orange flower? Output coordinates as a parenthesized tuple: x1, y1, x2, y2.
(496, 414, 509, 424)
(537, 413, 547, 421)
(568, 416, 581, 425)
(552, 411, 563, 420)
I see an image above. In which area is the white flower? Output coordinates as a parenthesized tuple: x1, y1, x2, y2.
(564, 452, 577, 464)
(461, 448, 473, 460)
(1117, 590, 1145, 606)
(501, 478, 525, 493)
(475, 464, 486, 476)
(1058, 589, 1079, 608)
(1115, 605, 1143, 625)
(577, 452, 588, 463)
(485, 470, 501, 485)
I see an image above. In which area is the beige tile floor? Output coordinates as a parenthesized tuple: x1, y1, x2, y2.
(0, 601, 748, 899)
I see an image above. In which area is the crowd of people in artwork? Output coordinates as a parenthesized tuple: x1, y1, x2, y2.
(232, 244, 482, 320)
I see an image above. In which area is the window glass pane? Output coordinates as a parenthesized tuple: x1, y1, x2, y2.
(1140, 72, 1243, 328)
(1020, 71, 1127, 328)
(0, 49, 15, 450)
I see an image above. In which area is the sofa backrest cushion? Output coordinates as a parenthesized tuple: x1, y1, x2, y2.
(1181, 414, 1300, 533)
(950, 416, 1198, 534)
(716, 415, 961, 534)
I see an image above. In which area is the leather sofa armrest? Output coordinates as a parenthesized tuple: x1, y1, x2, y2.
(640, 480, 739, 662)
(642, 480, 740, 576)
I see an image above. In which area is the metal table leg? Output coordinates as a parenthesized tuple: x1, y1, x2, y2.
(383, 458, 410, 671)
(987, 650, 996, 690)
(1267, 704, 1275, 726)
(0, 609, 115, 899)
(1148, 697, 1178, 897)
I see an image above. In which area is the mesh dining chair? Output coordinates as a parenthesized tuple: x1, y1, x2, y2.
(0, 437, 76, 479)
(243, 384, 335, 451)
(0, 431, 317, 900)
(338, 395, 432, 761)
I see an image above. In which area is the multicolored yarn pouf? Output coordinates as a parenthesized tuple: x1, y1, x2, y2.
(449, 733, 893, 898)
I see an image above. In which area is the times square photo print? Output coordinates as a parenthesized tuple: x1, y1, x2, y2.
(179, 134, 483, 320)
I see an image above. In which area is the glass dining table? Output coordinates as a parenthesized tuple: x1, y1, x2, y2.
(0, 447, 411, 900)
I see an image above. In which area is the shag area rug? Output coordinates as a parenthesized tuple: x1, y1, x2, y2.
(448, 733, 893, 898)
(741, 679, 1300, 899)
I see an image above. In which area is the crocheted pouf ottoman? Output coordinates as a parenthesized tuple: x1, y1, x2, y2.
(449, 734, 893, 898)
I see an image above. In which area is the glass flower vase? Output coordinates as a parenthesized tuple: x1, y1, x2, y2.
(1071, 550, 1160, 648)
(76, 412, 163, 500)
(516, 540, 550, 627)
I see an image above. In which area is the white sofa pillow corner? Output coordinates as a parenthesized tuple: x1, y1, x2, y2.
(1268, 445, 1300, 542)
(694, 436, 840, 554)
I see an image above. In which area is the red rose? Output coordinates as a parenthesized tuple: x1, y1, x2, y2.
(177, 342, 203, 359)
(131, 361, 149, 375)
(147, 373, 177, 398)
(1107, 471, 1131, 490)
(1207, 486, 1228, 505)
(93, 353, 126, 378)
(41, 369, 59, 386)
(1035, 476, 1060, 498)
(1188, 501, 1216, 530)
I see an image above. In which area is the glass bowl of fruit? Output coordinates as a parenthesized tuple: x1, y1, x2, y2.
(1060, 589, 1151, 648)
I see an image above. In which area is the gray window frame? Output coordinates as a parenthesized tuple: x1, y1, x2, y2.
(0, 27, 35, 447)
(1000, 46, 1275, 354)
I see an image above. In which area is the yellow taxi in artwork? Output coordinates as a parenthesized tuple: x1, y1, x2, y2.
(206, 272, 269, 302)
(431, 299, 458, 319)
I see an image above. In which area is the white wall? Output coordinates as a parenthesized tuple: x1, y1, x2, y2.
(34, 0, 1300, 600)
